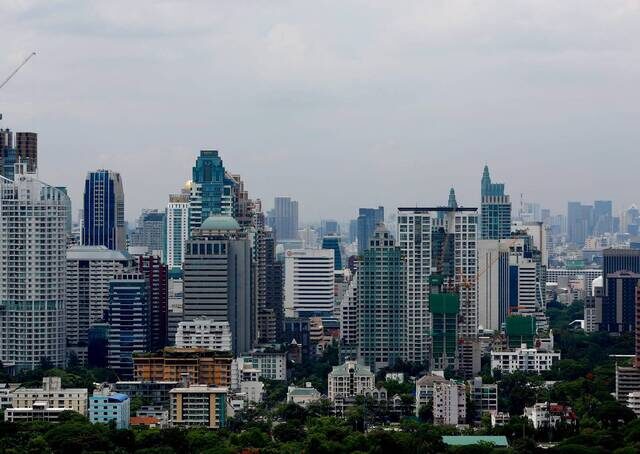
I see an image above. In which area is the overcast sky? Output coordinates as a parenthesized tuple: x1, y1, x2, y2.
(2, 0, 640, 224)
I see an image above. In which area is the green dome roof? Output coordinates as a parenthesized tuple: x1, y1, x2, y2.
(200, 215, 241, 231)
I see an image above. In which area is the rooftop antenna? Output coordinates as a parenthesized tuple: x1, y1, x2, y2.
(0, 52, 37, 120)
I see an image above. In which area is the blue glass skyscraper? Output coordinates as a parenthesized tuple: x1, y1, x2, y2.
(480, 165, 511, 240)
(82, 170, 125, 251)
(357, 206, 384, 255)
(321, 235, 343, 271)
(190, 150, 226, 229)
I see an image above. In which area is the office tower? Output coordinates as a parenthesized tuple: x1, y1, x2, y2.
(130, 209, 166, 253)
(593, 200, 613, 235)
(348, 219, 358, 244)
(0, 130, 37, 179)
(284, 249, 335, 318)
(567, 202, 594, 246)
(183, 215, 252, 354)
(165, 193, 190, 272)
(321, 234, 343, 271)
(320, 219, 339, 238)
(138, 255, 169, 350)
(0, 163, 68, 370)
(257, 230, 284, 344)
(357, 206, 384, 255)
(274, 196, 299, 240)
(480, 165, 511, 240)
(189, 150, 226, 230)
(107, 272, 151, 378)
(66, 245, 133, 359)
(397, 201, 478, 365)
(477, 240, 510, 332)
(596, 249, 640, 333)
(82, 169, 125, 251)
(339, 273, 358, 360)
(357, 224, 404, 372)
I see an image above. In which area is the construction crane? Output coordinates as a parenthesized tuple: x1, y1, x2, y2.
(0, 52, 36, 120)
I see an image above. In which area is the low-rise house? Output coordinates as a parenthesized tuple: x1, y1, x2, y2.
(287, 383, 321, 407)
(523, 402, 577, 429)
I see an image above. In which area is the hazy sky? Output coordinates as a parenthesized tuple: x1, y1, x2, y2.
(3, 0, 640, 224)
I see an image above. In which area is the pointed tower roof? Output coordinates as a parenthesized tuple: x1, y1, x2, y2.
(448, 188, 458, 209)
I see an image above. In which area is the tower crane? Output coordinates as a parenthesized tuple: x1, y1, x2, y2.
(0, 52, 37, 120)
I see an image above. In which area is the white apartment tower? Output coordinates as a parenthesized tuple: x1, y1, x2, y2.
(397, 204, 478, 364)
(0, 164, 68, 369)
(284, 249, 335, 317)
(166, 192, 190, 271)
(175, 317, 232, 352)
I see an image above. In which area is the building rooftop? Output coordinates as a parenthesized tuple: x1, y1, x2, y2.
(200, 215, 241, 231)
(329, 361, 374, 378)
(67, 245, 131, 261)
(442, 436, 509, 447)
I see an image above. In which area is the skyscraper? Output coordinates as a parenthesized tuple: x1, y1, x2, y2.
(477, 240, 510, 332)
(0, 163, 68, 369)
(107, 272, 151, 378)
(82, 169, 125, 251)
(165, 192, 190, 272)
(321, 234, 343, 271)
(284, 249, 334, 317)
(357, 224, 404, 372)
(357, 206, 384, 255)
(66, 245, 133, 359)
(567, 202, 593, 246)
(0, 130, 37, 179)
(138, 255, 169, 350)
(273, 196, 299, 241)
(129, 209, 166, 253)
(480, 165, 511, 240)
(597, 249, 640, 333)
(189, 151, 226, 230)
(182, 215, 252, 354)
(593, 200, 613, 235)
(397, 200, 478, 366)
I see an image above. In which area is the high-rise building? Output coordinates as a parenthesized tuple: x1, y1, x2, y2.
(357, 224, 404, 372)
(257, 230, 284, 344)
(593, 200, 613, 235)
(175, 318, 232, 351)
(321, 234, 343, 271)
(82, 170, 126, 251)
(397, 202, 478, 366)
(567, 202, 593, 247)
(189, 151, 226, 230)
(596, 249, 640, 333)
(0, 130, 37, 179)
(137, 255, 169, 350)
(0, 164, 68, 370)
(182, 215, 252, 354)
(339, 273, 358, 360)
(348, 219, 358, 244)
(284, 249, 335, 318)
(66, 245, 133, 359)
(130, 209, 166, 253)
(273, 196, 299, 241)
(165, 192, 190, 272)
(480, 165, 511, 240)
(357, 206, 384, 255)
(477, 240, 510, 332)
(107, 272, 151, 378)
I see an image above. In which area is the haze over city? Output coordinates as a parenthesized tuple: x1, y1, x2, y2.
(3, 0, 640, 222)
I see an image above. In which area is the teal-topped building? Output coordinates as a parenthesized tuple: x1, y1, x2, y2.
(480, 165, 511, 240)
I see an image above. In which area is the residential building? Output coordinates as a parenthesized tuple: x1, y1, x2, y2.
(107, 272, 151, 378)
(357, 224, 404, 372)
(130, 209, 166, 253)
(82, 169, 125, 251)
(397, 199, 478, 366)
(415, 372, 448, 416)
(468, 377, 498, 421)
(0, 164, 68, 370)
(477, 240, 510, 332)
(287, 383, 321, 407)
(137, 254, 169, 350)
(490, 344, 560, 375)
(546, 268, 602, 295)
(114, 381, 179, 408)
(11, 377, 87, 416)
(0, 130, 37, 179)
(264, 231, 284, 343)
(247, 350, 287, 381)
(175, 318, 232, 352)
(480, 165, 511, 240)
(627, 391, 640, 417)
(89, 386, 130, 429)
(357, 206, 384, 255)
(432, 380, 466, 426)
(327, 360, 375, 401)
(284, 249, 335, 317)
(283, 317, 311, 359)
(273, 196, 299, 241)
(523, 402, 577, 429)
(4, 402, 70, 423)
(615, 365, 640, 405)
(339, 273, 358, 360)
(183, 215, 252, 354)
(165, 192, 190, 272)
(133, 347, 232, 387)
(66, 246, 133, 360)
(170, 385, 228, 429)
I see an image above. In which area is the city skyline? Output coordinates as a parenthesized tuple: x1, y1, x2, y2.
(3, 1, 640, 221)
